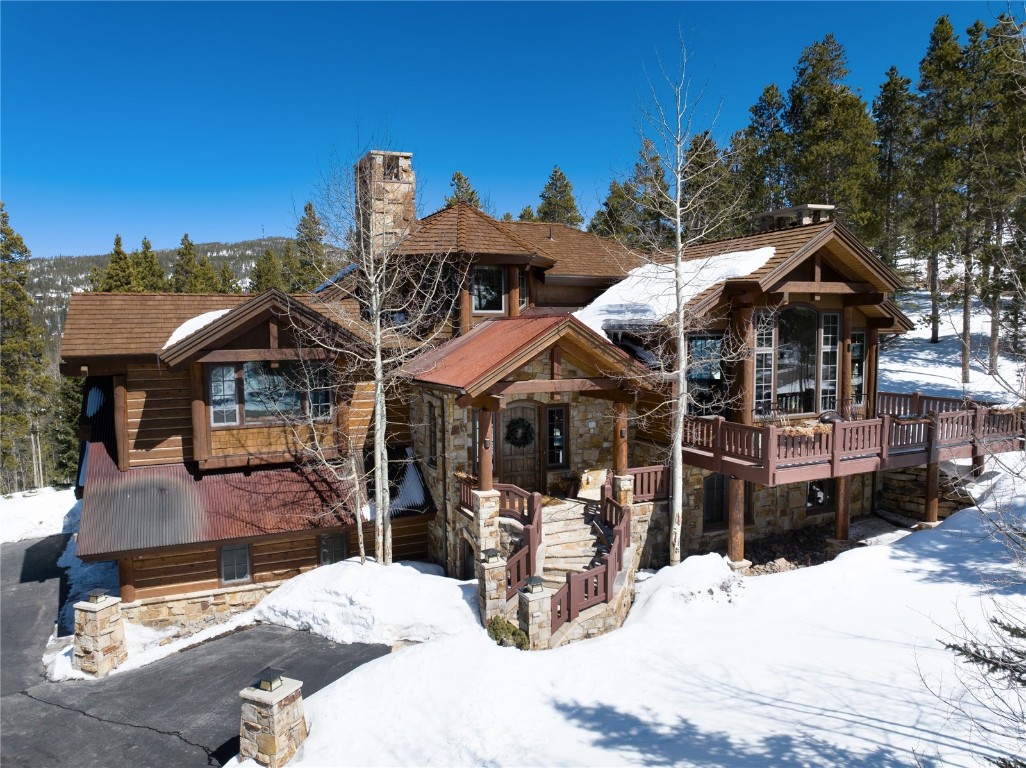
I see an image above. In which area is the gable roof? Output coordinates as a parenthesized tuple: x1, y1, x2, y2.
(402, 314, 647, 396)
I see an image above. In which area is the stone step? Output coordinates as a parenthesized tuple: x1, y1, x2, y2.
(541, 504, 590, 523)
(544, 556, 598, 573)
(542, 526, 595, 543)
(541, 517, 592, 534)
(546, 547, 600, 562)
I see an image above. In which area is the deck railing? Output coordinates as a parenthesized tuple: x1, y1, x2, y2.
(604, 465, 670, 501)
(494, 483, 536, 525)
(679, 393, 1023, 486)
(502, 489, 542, 599)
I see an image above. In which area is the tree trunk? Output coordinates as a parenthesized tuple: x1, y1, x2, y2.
(349, 449, 367, 564)
(930, 202, 940, 344)
(669, 183, 686, 567)
(962, 240, 971, 386)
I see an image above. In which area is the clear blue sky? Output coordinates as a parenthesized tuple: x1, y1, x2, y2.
(1, 1, 996, 259)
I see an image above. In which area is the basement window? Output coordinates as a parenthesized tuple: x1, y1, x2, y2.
(220, 544, 251, 583)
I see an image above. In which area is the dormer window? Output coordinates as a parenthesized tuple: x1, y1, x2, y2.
(472, 265, 504, 313)
(207, 361, 332, 427)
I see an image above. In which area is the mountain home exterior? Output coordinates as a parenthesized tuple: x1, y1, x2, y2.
(59, 151, 1024, 636)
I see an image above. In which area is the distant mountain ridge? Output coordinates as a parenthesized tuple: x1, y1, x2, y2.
(29, 236, 293, 358)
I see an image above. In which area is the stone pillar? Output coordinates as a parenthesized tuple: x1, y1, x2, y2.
(239, 678, 308, 768)
(518, 588, 552, 650)
(72, 596, 127, 678)
(472, 488, 506, 623)
(611, 474, 634, 507)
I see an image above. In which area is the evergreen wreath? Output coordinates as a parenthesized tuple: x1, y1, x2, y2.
(504, 417, 536, 448)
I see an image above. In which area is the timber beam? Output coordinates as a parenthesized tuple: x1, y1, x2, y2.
(486, 377, 620, 396)
(771, 281, 875, 295)
(455, 393, 503, 410)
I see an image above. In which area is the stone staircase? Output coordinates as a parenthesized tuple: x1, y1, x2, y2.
(539, 498, 603, 590)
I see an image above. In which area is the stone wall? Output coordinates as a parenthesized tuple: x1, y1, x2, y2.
(877, 465, 973, 520)
(120, 581, 281, 633)
(548, 561, 636, 648)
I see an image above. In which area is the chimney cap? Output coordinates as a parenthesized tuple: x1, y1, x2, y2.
(755, 204, 835, 231)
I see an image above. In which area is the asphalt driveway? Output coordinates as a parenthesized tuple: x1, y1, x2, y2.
(1, 536, 390, 768)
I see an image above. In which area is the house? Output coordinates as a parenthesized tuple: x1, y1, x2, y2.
(60, 151, 1024, 638)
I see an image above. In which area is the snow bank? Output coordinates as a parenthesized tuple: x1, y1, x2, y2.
(0, 487, 79, 543)
(250, 559, 480, 646)
(162, 308, 231, 349)
(574, 247, 775, 338)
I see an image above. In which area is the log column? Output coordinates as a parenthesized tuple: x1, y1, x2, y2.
(118, 558, 136, 603)
(921, 412, 942, 530)
(727, 477, 749, 569)
(834, 475, 851, 541)
(613, 401, 628, 476)
(459, 287, 472, 335)
(478, 407, 494, 491)
(508, 266, 520, 318)
(865, 328, 879, 418)
(728, 305, 755, 425)
(839, 306, 853, 412)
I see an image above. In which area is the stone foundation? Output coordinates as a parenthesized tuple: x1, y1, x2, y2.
(549, 558, 636, 648)
(121, 582, 282, 634)
(877, 465, 974, 520)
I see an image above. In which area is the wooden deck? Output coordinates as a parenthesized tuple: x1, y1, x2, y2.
(682, 393, 1023, 487)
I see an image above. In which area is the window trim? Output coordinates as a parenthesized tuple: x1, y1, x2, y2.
(219, 543, 251, 584)
(471, 265, 506, 314)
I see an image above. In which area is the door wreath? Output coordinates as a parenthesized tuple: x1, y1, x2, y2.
(504, 416, 536, 448)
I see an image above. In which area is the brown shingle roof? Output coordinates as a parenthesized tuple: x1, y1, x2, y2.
(503, 221, 642, 278)
(395, 204, 552, 264)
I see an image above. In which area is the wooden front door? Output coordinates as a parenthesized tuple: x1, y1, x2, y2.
(500, 403, 541, 492)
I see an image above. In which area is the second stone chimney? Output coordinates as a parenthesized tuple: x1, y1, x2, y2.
(355, 150, 416, 254)
(756, 203, 835, 232)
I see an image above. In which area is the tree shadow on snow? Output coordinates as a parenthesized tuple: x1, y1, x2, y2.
(553, 700, 921, 767)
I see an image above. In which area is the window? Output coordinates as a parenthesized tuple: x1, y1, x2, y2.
(754, 313, 774, 417)
(546, 405, 568, 468)
(427, 401, 438, 468)
(319, 533, 348, 565)
(210, 364, 239, 426)
(807, 478, 835, 512)
(820, 313, 840, 411)
(519, 269, 528, 308)
(776, 306, 819, 414)
(686, 336, 726, 415)
(208, 362, 332, 427)
(850, 331, 866, 403)
(703, 474, 753, 530)
(472, 265, 504, 313)
(220, 544, 250, 583)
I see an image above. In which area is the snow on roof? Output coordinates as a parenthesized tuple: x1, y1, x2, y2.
(162, 309, 232, 349)
(573, 246, 775, 338)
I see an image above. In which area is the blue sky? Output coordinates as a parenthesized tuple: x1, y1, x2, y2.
(2, 1, 996, 259)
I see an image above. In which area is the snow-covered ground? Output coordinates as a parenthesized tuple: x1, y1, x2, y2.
(879, 290, 1023, 404)
(0, 487, 79, 543)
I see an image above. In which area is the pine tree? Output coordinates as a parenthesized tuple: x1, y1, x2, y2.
(589, 180, 641, 242)
(51, 376, 83, 487)
(294, 201, 326, 291)
(444, 171, 482, 208)
(915, 16, 965, 344)
(633, 139, 674, 247)
(0, 203, 53, 493)
(501, 212, 514, 222)
(132, 237, 167, 291)
(872, 67, 918, 270)
(171, 234, 219, 293)
(218, 262, 239, 293)
(536, 166, 584, 227)
(251, 248, 287, 293)
(93, 235, 138, 292)
(518, 206, 537, 222)
(681, 132, 734, 240)
(784, 34, 879, 240)
(734, 84, 790, 223)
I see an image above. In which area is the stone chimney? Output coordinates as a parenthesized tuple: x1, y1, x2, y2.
(756, 203, 835, 232)
(355, 150, 416, 254)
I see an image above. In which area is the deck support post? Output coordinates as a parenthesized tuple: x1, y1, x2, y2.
(833, 475, 851, 541)
(613, 401, 628, 476)
(924, 461, 940, 525)
(459, 286, 471, 335)
(728, 305, 755, 425)
(478, 408, 494, 492)
(727, 476, 749, 569)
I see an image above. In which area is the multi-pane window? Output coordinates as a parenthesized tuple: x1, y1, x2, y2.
(210, 364, 239, 425)
(208, 362, 333, 427)
(776, 306, 819, 414)
(319, 533, 348, 565)
(754, 312, 774, 417)
(820, 313, 840, 411)
(686, 336, 725, 415)
(220, 544, 250, 583)
(546, 405, 568, 468)
(472, 265, 504, 312)
(519, 269, 528, 308)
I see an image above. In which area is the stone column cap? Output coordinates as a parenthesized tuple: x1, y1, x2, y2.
(518, 587, 553, 603)
(239, 677, 303, 705)
(472, 488, 501, 499)
(73, 596, 123, 613)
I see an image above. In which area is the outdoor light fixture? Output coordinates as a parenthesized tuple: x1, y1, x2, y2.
(87, 588, 108, 604)
(523, 576, 544, 594)
(482, 548, 500, 563)
(484, 439, 491, 450)
(255, 667, 285, 692)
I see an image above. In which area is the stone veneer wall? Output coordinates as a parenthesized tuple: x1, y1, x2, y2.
(120, 581, 282, 633)
(411, 353, 627, 576)
(548, 559, 637, 647)
(877, 465, 974, 520)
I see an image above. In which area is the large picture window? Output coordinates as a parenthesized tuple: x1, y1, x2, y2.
(686, 336, 726, 415)
(472, 265, 504, 313)
(208, 361, 332, 427)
